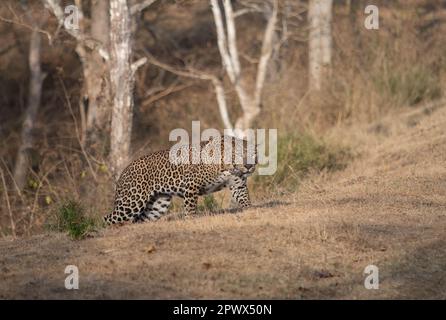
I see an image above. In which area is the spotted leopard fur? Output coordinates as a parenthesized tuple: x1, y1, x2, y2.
(104, 135, 256, 225)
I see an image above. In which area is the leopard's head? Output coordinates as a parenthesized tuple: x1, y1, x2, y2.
(220, 135, 257, 177)
(200, 134, 257, 176)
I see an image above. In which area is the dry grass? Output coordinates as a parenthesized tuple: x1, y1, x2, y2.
(1, 102, 445, 299)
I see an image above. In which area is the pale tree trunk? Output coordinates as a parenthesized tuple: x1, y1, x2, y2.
(45, 0, 111, 154)
(81, 0, 111, 152)
(308, 0, 333, 91)
(13, 29, 46, 190)
(46, 0, 148, 173)
(109, 0, 147, 175)
(210, 0, 278, 137)
(145, 0, 278, 137)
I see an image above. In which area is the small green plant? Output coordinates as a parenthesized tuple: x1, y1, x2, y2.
(198, 195, 220, 212)
(47, 200, 96, 240)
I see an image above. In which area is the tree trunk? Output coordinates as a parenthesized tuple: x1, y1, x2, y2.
(79, 0, 111, 153)
(109, 0, 135, 175)
(210, 0, 278, 137)
(13, 29, 45, 190)
(308, 0, 333, 91)
(44, 0, 111, 154)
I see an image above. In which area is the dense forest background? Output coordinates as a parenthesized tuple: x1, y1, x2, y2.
(1, 0, 445, 237)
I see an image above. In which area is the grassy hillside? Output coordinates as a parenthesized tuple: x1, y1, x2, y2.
(1, 101, 444, 299)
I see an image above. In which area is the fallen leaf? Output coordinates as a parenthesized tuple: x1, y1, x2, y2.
(146, 245, 156, 254)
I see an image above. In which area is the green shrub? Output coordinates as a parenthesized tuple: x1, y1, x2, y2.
(47, 200, 96, 240)
(197, 195, 220, 212)
(255, 132, 351, 191)
(373, 63, 441, 107)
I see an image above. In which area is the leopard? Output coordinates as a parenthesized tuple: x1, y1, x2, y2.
(103, 134, 257, 225)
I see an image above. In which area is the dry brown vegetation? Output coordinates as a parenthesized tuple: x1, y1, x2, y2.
(1, 0, 446, 299)
(2, 0, 445, 236)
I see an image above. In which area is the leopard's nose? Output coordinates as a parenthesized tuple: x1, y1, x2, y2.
(245, 164, 255, 171)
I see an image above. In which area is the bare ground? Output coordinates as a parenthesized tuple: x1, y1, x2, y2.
(1, 104, 445, 299)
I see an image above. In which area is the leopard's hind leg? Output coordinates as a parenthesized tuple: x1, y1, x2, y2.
(105, 187, 150, 225)
(135, 194, 172, 222)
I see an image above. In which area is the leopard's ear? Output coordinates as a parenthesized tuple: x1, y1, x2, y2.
(200, 134, 222, 148)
